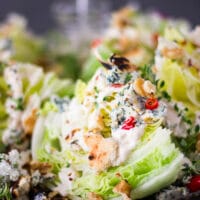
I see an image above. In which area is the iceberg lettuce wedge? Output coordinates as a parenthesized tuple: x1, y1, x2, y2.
(72, 128, 183, 199)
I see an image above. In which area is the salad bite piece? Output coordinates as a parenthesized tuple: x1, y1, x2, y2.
(0, 60, 73, 199)
(0, 14, 44, 64)
(81, 6, 190, 81)
(32, 54, 184, 199)
(155, 26, 200, 110)
(153, 26, 200, 156)
(2, 62, 73, 149)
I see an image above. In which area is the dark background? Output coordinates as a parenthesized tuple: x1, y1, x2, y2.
(0, 0, 199, 34)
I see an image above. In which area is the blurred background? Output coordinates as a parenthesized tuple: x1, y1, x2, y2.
(0, 0, 199, 34)
(0, 0, 199, 81)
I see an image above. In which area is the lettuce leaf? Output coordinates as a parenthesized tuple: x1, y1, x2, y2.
(72, 128, 183, 199)
(75, 80, 87, 104)
(160, 59, 200, 111)
(32, 98, 72, 173)
(33, 112, 69, 173)
(0, 66, 8, 152)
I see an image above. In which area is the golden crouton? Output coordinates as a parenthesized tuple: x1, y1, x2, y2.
(196, 133, 200, 152)
(133, 78, 156, 98)
(112, 7, 134, 29)
(30, 161, 52, 174)
(22, 108, 37, 134)
(113, 180, 132, 200)
(88, 192, 103, 200)
(161, 47, 183, 60)
(84, 134, 118, 172)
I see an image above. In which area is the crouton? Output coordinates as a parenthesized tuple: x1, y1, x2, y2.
(113, 180, 132, 200)
(22, 108, 37, 134)
(88, 192, 103, 200)
(84, 134, 118, 172)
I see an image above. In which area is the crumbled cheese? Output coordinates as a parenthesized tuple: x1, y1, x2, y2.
(0, 160, 12, 179)
(8, 149, 20, 165)
(0, 159, 19, 182)
(54, 167, 77, 196)
(31, 170, 41, 186)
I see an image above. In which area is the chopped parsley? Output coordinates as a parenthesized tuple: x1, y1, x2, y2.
(0, 182, 11, 200)
(124, 73, 132, 84)
(172, 124, 199, 155)
(14, 97, 24, 111)
(140, 64, 156, 84)
(103, 96, 114, 102)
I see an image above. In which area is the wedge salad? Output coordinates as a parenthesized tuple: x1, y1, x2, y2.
(0, 6, 200, 200)
(81, 7, 190, 81)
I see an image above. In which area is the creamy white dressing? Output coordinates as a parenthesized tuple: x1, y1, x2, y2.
(164, 101, 187, 137)
(112, 125, 145, 166)
(5, 99, 22, 120)
(61, 68, 165, 171)
(87, 109, 102, 130)
(155, 37, 177, 73)
(190, 26, 200, 47)
(62, 99, 87, 134)
(4, 64, 43, 99)
(141, 111, 155, 121)
(4, 66, 23, 99)
(3, 64, 44, 144)
(97, 86, 120, 102)
(154, 53, 164, 75)
(54, 167, 77, 196)
(3, 66, 24, 144)
(158, 37, 179, 51)
(61, 99, 89, 151)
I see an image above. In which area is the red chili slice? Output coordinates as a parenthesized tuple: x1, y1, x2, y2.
(145, 98, 159, 110)
(187, 175, 200, 192)
(91, 38, 102, 48)
(95, 75, 99, 80)
(121, 116, 136, 130)
(111, 83, 124, 88)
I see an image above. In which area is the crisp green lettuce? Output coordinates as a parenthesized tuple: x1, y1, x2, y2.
(1, 63, 73, 148)
(0, 65, 8, 152)
(72, 128, 183, 199)
(33, 108, 88, 174)
(3, 63, 73, 106)
(33, 112, 68, 173)
(0, 182, 11, 200)
(75, 80, 87, 104)
(160, 59, 200, 111)
(32, 98, 71, 173)
(65, 150, 88, 172)
(39, 101, 58, 116)
(12, 64, 73, 102)
(156, 27, 200, 111)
